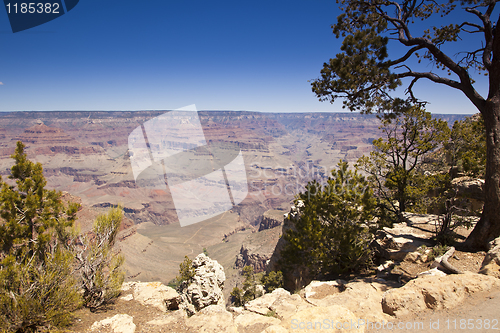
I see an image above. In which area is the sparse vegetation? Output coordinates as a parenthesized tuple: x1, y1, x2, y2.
(428, 245, 449, 262)
(230, 265, 262, 306)
(74, 207, 125, 311)
(0, 142, 126, 331)
(261, 270, 283, 293)
(356, 102, 450, 220)
(174, 256, 195, 291)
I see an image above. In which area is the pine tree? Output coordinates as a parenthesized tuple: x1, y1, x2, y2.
(0, 141, 81, 332)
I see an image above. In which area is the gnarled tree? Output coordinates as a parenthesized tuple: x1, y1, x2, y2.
(312, 0, 500, 249)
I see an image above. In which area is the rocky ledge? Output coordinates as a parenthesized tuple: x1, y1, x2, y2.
(82, 235, 500, 333)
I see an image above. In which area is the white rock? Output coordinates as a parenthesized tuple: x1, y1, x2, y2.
(91, 314, 136, 333)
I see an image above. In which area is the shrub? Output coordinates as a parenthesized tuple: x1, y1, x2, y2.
(262, 270, 283, 293)
(231, 265, 260, 306)
(281, 161, 376, 280)
(74, 207, 125, 311)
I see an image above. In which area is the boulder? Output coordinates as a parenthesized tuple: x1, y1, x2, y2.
(178, 253, 225, 315)
(90, 314, 136, 333)
(121, 281, 180, 311)
(451, 177, 484, 201)
(244, 288, 312, 319)
(480, 236, 500, 279)
(280, 305, 364, 333)
(382, 272, 500, 317)
(371, 221, 431, 261)
(234, 312, 281, 332)
(185, 304, 237, 333)
(304, 279, 394, 323)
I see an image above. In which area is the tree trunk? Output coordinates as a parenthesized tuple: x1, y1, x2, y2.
(465, 101, 500, 249)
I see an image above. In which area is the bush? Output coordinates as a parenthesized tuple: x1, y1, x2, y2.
(231, 265, 261, 306)
(0, 142, 81, 332)
(261, 270, 283, 293)
(74, 207, 125, 311)
(281, 161, 376, 280)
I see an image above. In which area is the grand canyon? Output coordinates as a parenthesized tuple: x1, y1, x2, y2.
(0, 111, 466, 286)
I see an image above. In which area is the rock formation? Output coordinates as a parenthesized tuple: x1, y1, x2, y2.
(177, 253, 226, 315)
(258, 209, 285, 231)
(382, 272, 500, 317)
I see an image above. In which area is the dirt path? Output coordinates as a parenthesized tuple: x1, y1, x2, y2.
(367, 289, 500, 333)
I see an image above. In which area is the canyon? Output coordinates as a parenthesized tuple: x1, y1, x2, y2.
(0, 110, 466, 283)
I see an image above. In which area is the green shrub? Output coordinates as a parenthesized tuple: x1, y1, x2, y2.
(262, 270, 283, 293)
(0, 142, 81, 332)
(231, 265, 260, 306)
(281, 161, 376, 279)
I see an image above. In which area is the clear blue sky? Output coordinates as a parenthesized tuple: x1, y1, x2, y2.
(0, 0, 491, 114)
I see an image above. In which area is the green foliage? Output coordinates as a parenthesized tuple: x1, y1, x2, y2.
(0, 142, 81, 332)
(428, 245, 449, 262)
(230, 287, 244, 307)
(446, 114, 486, 178)
(356, 103, 450, 218)
(311, 1, 494, 112)
(203, 247, 208, 256)
(75, 207, 125, 311)
(175, 256, 195, 291)
(261, 270, 283, 293)
(281, 161, 376, 279)
(265, 310, 278, 318)
(231, 265, 262, 306)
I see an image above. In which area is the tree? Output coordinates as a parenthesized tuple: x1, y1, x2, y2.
(311, 0, 500, 249)
(281, 161, 376, 280)
(0, 142, 81, 332)
(74, 207, 125, 311)
(356, 103, 450, 218)
(261, 270, 284, 293)
(230, 265, 261, 306)
(446, 114, 486, 178)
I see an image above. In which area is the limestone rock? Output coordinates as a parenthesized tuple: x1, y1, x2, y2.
(244, 288, 292, 315)
(185, 305, 237, 333)
(178, 253, 225, 315)
(480, 236, 500, 278)
(371, 222, 431, 261)
(382, 272, 500, 317)
(451, 177, 484, 201)
(234, 312, 281, 332)
(121, 281, 180, 311)
(304, 279, 394, 323)
(244, 288, 311, 319)
(303, 280, 346, 299)
(280, 305, 364, 333)
(146, 310, 187, 326)
(261, 325, 289, 333)
(90, 314, 136, 333)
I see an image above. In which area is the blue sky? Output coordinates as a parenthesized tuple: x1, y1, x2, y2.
(0, 0, 492, 114)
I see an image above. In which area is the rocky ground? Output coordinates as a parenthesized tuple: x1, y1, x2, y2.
(67, 213, 500, 333)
